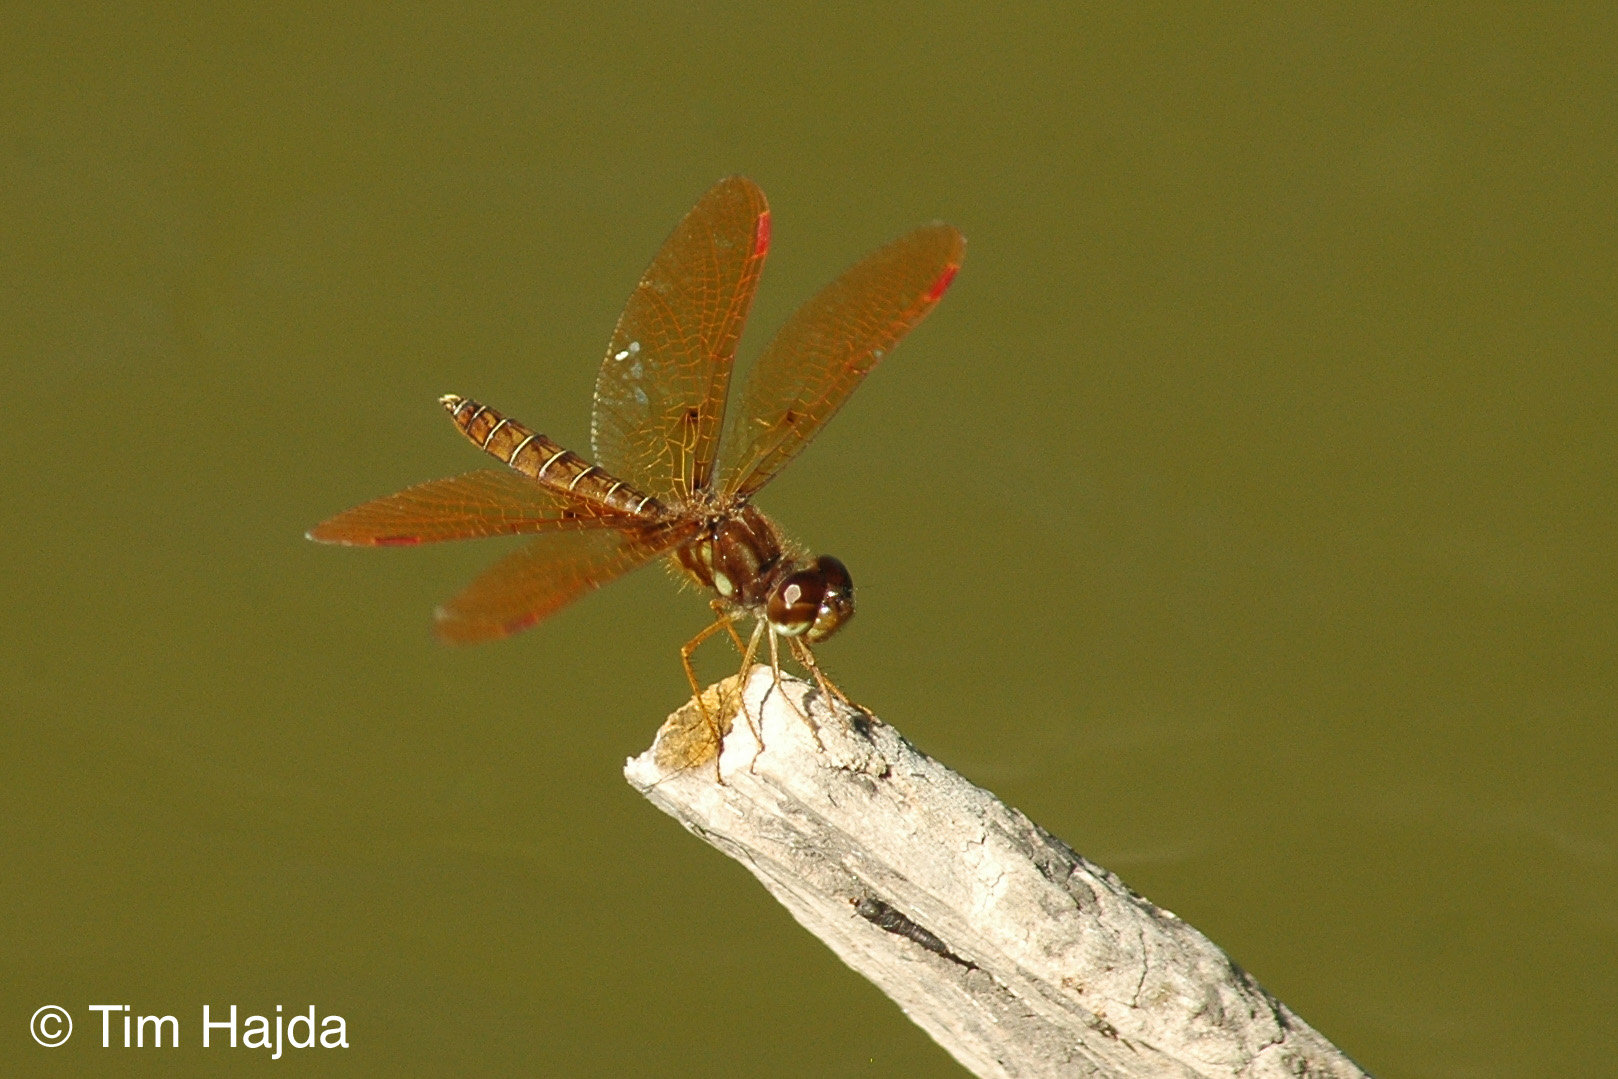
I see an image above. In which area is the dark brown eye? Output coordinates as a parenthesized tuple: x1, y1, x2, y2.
(767, 557, 855, 640)
(767, 570, 826, 637)
(805, 556, 854, 642)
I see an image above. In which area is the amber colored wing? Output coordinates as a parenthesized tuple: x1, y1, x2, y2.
(717, 224, 964, 499)
(306, 470, 632, 547)
(590, 176, 771, 501)
(433, 521, 696, 643)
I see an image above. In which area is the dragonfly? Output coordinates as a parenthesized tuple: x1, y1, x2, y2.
(308, 176, 963, 745)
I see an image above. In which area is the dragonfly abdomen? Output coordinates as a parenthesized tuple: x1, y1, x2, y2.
(440, 394, 661, 517)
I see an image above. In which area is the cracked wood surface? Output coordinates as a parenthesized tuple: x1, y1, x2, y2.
(624, 668, 1370, 1079)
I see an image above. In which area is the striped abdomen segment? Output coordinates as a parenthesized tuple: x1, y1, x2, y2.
(440, 394, 663, 517)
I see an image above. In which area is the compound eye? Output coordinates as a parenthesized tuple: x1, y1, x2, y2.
(814, 556, 852, 596)
(767, 571, 826, 637)
(805, 556, 854, 643)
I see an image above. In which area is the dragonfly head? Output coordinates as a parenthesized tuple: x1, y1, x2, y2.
(767, 556, 854, 643)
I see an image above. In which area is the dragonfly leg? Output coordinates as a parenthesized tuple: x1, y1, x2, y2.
(735, 620, 767, 766)
(711, 599, 748, 652)
(680, 612, 740, 783)
(768, 631, 825, 750)
(789, 636, 861, 727)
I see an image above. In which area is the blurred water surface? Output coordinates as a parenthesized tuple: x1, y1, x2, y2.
(3, 5, 1614, 1076)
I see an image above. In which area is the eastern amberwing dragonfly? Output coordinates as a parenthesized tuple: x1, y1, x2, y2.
(309, 176, 963, 737)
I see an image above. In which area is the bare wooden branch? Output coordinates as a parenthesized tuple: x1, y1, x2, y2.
(624, 668, 1371, 1079)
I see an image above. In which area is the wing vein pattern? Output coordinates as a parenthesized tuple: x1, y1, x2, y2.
(591, 176, 771, 501)
(307, 470, 636, 547)
(717, 223, 964, 498)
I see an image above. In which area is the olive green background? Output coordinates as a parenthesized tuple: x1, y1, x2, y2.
(3, 4, 1613, 1076)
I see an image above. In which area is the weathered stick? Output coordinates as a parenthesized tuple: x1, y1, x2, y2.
(625, 668, 1370, 1079)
